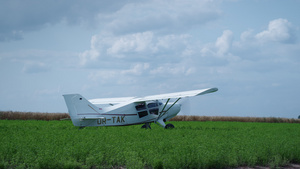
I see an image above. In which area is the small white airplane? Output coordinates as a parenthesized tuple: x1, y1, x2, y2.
(63, 87, 218, 129)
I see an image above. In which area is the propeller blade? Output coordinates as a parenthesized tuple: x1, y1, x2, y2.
(178, 97, 191, 115)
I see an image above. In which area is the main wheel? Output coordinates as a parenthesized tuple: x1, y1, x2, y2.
(165, 123, 175, 129)
(141, 123, 151, 129)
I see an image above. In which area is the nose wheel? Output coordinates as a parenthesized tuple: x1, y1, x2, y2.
(165, 123, 175, 129)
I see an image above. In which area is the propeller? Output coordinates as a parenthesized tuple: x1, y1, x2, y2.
(178, 97, 191, 116)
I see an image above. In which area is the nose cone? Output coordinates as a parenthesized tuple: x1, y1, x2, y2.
(166, 103, 181, 120)
(173, 104, 181, 114)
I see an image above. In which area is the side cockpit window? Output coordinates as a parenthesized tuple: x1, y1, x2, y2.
(148, 102, 159, 115)
(149, 108, 159, 115)
(135, 103, 146, 111)
(136, 103, 148, 118)
(138, 111, 148, 118)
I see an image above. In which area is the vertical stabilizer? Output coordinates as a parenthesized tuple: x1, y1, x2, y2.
(63, 94, 101, 126)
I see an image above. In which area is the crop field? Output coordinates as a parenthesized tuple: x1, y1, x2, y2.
(1, 119, 300, 169)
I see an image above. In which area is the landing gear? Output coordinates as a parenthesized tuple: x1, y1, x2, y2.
(141, 123, 151, 129)
(79, 126, 85, 130)
(165, 123, 175, 129)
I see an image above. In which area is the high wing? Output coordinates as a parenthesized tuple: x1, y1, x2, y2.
(89, 88, 218, 104)
(88, 88, 218, 104)
(137, 88, 218, 101)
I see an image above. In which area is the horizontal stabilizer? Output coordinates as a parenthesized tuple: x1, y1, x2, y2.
(80, 117, 105, 121)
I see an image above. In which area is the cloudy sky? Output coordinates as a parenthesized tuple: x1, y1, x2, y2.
(1, 0, 299, 118)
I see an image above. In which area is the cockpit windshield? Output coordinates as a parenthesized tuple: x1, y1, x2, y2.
(147, 102, 157, 109)
(147, 101, 162, 108)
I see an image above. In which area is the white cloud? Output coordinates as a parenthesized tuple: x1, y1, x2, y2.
(149, 64, 196, 77)
(88, 63, 150, 83)
(121, 63, 150, 76)
(255, 18, 295, 43)
(215, 30, 233, 56)
(240, 29, 254, 42)
(101, 0, 220, 34)
(79, 31, 193, 67)
(79, 35, 100, 66)
(107, 32, 154, 57)
(224, 18, 299, 66)
(78, 29, 202, 90)
(0, 0, 220, 42)
(200, 30, 240, 65)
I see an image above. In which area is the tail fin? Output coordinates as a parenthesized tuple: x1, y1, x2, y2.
(63, 94, 102, 126)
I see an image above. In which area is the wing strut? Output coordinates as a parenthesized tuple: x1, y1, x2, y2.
(160, 98, 170, 114)
(158, 97, 181, 120)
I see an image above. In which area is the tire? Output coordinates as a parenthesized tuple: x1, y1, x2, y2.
(165, 123, 175, 129)
(141, 123, 151, 129)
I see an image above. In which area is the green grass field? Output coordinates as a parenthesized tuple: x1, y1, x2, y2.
(1, 120, 300, 169)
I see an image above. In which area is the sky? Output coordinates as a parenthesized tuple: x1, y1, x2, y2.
(1, 0, 300, 118)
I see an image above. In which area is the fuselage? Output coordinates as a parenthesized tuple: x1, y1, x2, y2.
(70, 100, 181, 127)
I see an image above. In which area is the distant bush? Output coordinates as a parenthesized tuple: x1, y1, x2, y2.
(0, 111, 70, 121)
(170, 115, 300, 123)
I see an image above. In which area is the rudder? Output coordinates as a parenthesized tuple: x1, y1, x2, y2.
(63, 94, 101, 126)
